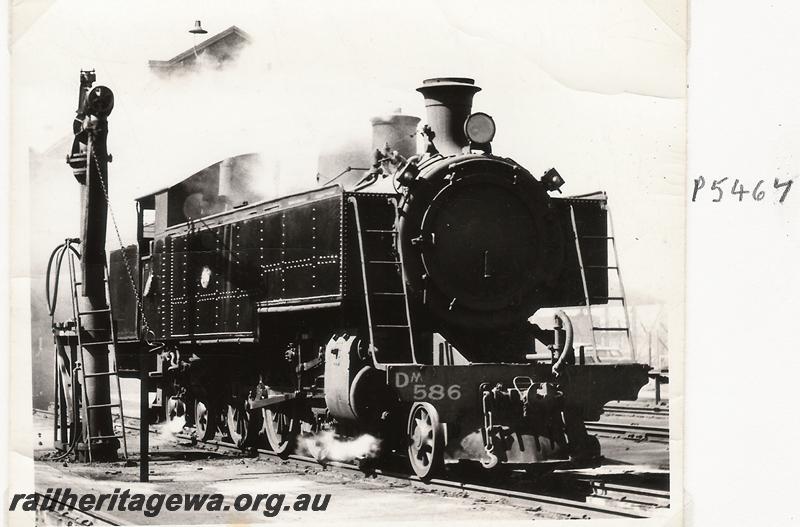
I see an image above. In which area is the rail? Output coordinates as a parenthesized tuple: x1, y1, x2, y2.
(584, 421, 670, 442)
(33, 409, 669, 520)
(179, 434, 666, 520)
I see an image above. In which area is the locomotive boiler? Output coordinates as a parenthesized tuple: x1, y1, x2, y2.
(52, 75, 649, 477)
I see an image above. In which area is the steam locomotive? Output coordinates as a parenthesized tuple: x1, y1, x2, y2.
(55, 75, 650, 477)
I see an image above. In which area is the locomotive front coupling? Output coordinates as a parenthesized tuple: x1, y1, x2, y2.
(477, 378, 569, 468)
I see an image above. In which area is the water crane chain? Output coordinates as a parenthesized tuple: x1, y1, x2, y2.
(91, 149, 159, 348)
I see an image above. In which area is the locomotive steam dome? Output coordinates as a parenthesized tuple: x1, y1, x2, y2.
(399, 78, 564, 329)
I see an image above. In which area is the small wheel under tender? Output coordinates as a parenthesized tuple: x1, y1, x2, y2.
(262, 405, 296, 456)
(195, 399, 216, 441)
(407, 402, 445, 479)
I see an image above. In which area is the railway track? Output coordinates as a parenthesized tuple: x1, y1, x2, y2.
(587, 482, 670, 510)
(585, 421, 670, 442)
(603, 403, 670, 417)
(33, 409, 670, 519)
(34, 492, 122, 526)
(38, 408, 671, 439)
(178, 434, 667, 519)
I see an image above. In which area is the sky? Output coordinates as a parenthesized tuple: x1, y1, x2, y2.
(10, 0, 686, 308)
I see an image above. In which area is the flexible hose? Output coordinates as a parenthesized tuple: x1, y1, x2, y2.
(551, 310, 574, 375)
(52, 421, 79, 461)
(50, 361, 81, 461)
(46, 239, 82, 460)
(45, 240, 81, 319)
(45, 244, 65, 317)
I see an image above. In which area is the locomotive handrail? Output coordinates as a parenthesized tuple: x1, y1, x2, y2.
(563, 190, 608, 200)
(164, 185, 342, 233)
(392, 197, 419, 365)
(348, 196, 378, 367)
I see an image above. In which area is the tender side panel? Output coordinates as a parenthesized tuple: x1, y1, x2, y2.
(150, 188, 344, 340)
(108, 244, 140, 340)
(314, 197, 345, 297)
(263, 193, 343, 304)
(542, 197, 609, 308)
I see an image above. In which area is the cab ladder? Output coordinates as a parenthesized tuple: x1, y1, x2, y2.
(569, 204, 635, 362)
(348, 196, 417, 366)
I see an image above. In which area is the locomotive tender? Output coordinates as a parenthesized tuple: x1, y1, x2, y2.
(105, 77, 649, 477)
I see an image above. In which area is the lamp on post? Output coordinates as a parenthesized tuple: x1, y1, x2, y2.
(189, 20, 208, 58)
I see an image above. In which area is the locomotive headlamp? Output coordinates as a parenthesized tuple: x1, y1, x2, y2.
(464, 112, 496, 145)
(541, 168, 565, 193)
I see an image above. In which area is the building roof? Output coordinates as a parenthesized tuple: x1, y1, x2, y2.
(148, 25, 252, 72)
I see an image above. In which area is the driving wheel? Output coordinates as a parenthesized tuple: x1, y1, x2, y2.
(195, 399, 216, 441)
(227, 399, 261, 448)
(262, 405, 296, 456)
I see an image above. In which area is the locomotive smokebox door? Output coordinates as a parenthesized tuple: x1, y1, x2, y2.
(399, 157, 565, 331)
(420, 172, 542, 311)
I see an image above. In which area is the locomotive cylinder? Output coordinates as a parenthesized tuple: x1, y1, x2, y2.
(416, 77, 481, 155)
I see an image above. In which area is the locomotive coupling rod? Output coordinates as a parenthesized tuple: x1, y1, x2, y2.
(296, 355, 324, 373)
(248, 393, 297, 411)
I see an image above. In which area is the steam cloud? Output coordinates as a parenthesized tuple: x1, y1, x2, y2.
(299, 430, 381, 466)
(149, 415, 187, 449)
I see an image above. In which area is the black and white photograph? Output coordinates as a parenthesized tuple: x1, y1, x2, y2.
(7, 1, 686, 524)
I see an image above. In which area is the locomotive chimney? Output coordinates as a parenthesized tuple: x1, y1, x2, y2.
(370, 110, 420, 160)
(416, 77, 481, 155)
